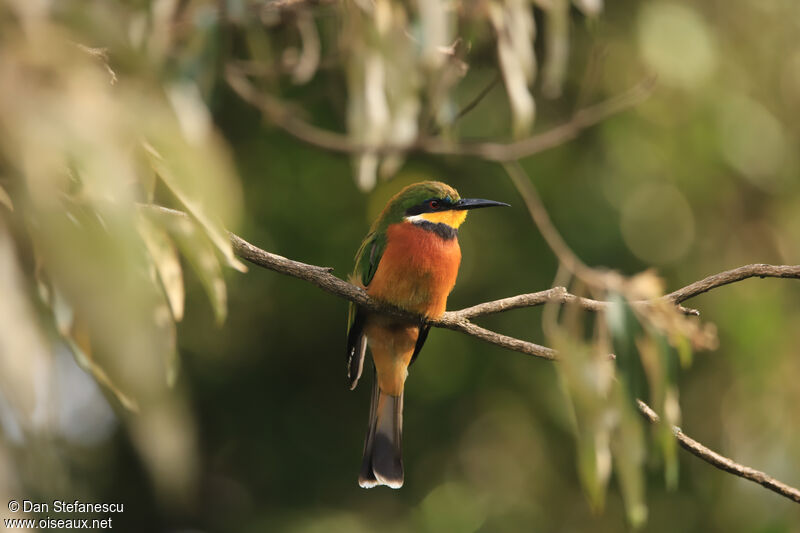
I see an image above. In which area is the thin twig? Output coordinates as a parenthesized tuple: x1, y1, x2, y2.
(637, 401, 800, 503)
(452, 286, 605, 318)
(259, 0, 336, 12)
(450, 289, 702, 317)
(430, 74, 502, 135)
(453, 74, 501, 123)
(504, 160, 605, 286)
(225, 65, 656, 162)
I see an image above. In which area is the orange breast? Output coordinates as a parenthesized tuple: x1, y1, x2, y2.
(367, 222, 461, 318)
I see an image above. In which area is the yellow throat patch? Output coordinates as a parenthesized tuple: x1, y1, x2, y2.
(418, 210, 468, 228)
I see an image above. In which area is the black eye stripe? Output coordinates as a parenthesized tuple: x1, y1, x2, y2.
(405, 197, 452, 216)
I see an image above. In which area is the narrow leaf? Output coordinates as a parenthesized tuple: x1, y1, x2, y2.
(611, 381, 648, 528)
(142, 142, 247, 273)
(0, 183, 13, 211)
(138, 214, 185, 321)
(139, 206, 228, 323)
(67, 319, 139, 412)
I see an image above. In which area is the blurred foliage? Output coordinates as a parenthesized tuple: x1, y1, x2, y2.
(0, 0, 243, 503)
(1, 0, 800, 532)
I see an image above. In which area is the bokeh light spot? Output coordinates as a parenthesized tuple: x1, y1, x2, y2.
(419, 482, 486, 533)
(718, 94, 788, 190)
(637, 3, 716, 89)
(621, 183, 695, 264)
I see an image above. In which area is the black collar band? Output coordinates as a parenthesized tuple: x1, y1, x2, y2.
(413, 220, 457, 240)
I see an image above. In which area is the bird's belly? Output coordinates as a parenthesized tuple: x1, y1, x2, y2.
(363, 319, 418, 394)
(367, 222, 461, 318)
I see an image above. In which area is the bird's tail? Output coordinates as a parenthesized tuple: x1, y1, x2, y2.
(359, 375, 404, 489)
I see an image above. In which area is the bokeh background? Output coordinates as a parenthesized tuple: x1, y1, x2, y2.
(1, 0, 799, 531)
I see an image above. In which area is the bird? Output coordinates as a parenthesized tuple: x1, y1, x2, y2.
(346, 180, 509, 489)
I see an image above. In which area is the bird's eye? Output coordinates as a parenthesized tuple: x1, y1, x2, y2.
(429, 200, 440, 210)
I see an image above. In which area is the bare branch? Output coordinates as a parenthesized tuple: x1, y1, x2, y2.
(228, 213, 797, 371)
(258, 0, 336, 13)
(434, 315, 557, 360)
(452, 287, 700, 318)
(225, 65, 655, 162)
(230, 229, 559, 359)
(452, 287, 605, 318)
(237, 225, 800, 501)
(205, 208, 794, 363)
(237, 222, 800, 500)
(666, 264, 800, 304)
(142, 204, 800, 503)
(637, 401, 800, 504)
(225, 66, 358, 153)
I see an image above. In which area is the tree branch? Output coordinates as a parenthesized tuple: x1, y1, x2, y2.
(234, 227, 800, 503)
(637, 401, 800, 503)
(450, 286, 605, 318)
(229, 224, 799, 361)
(229, 231, 559, 359)
(665, 264, 800, 304)
(142, 205, 800, 503)
(233, 232, 800, 503)
(225, 65, 655, 162)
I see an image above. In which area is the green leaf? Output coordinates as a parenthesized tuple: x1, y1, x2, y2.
(575, 424, 612, 512)
(656, 336, 681, 489)
(611, 381, 648, 528)
(675, 333, 693, 367)
(552, 332, 614, 511)
(153, 301, 180, 388)
(142, 141, 247, 274)
(138, 214, 185, 321)
(607, 292, 647, 402)
(145, 207, 228, 324)
(0, 183, 13, 212)
(639, 332, 681, 490)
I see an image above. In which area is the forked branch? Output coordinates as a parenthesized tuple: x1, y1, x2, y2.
(234, 228, 800, 504)
(144, 205, 800, 504)
(230, 226, 800, 504)
(230, 224, 799, 361)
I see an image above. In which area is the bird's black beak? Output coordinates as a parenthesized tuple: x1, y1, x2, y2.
(453, 198, 511, 210)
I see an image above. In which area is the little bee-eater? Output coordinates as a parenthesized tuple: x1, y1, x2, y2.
(347, 181, 509, 488)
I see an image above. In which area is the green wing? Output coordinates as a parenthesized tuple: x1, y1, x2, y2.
(346, 231, 386, 389)
(354, 230, 386, 287)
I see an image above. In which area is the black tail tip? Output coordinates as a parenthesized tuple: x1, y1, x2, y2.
(359, 434, 404, 489)
(358, 473, 403, 489)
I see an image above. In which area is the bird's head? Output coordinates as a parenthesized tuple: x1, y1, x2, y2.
(378, 181, 509, 231)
